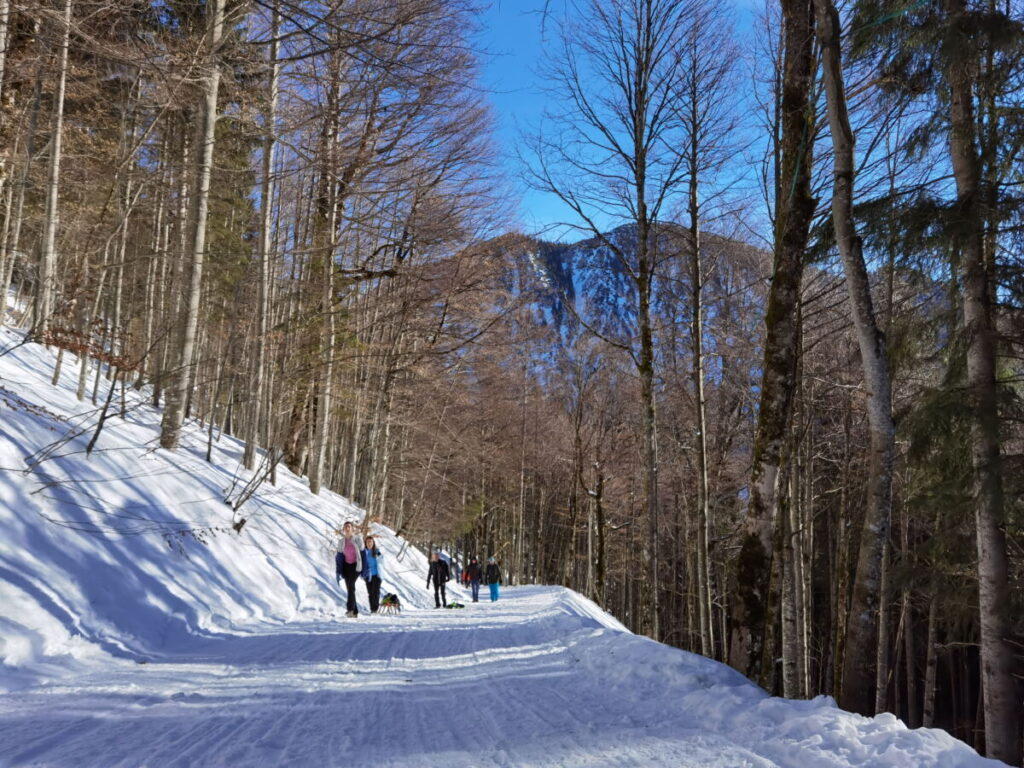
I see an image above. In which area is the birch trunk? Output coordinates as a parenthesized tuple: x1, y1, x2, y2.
(37, 0, 73, 339)
(160, 0, 224, 450)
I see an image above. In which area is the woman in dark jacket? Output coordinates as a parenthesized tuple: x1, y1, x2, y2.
(334, 521, 364, 617)
(426, 552, 450, 608)
(485, 556, 501, 602)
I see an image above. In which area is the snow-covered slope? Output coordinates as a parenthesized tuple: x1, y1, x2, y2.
(0, 327, 446, 686)
(0, 329, 1007, 767)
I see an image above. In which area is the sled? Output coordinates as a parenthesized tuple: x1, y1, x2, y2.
(380, 593, 402, 616)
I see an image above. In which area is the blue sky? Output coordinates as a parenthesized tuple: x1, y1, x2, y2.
(477, 0, 763, 242)
(477, 0, 584, 239)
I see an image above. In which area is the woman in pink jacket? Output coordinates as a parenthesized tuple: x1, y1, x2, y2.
(334, 521, 364, 617)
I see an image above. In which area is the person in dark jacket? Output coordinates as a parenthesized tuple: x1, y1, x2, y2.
(334, 521, 364, 617)
(362, 535, 383, 614)
(464, 556, 482, 603)
(485, 556, 501, 602)
(426, 552, 450, 608)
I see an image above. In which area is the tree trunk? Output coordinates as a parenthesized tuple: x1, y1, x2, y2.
(243, 4, 278, 471)
(37, 0, 73, 340)
(636, 218, 660, 641)
(944, 0, 1017, 761)
(0, 0, 11, 310)
(812, 0, 896, 716)
(308, 243, 335, 495)
(874, 537, 891, 714)
(5, 68, 43, 329)
(729, 0, 815, 680)
(922, 593, 938, 728)
(901, 501, 919, 728)
(688, 192, 714, 659)
(781, 473, 800, 698)
(160, 0, 224, 450)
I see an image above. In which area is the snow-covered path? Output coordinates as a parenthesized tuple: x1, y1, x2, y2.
(0, 587, 1001, 768)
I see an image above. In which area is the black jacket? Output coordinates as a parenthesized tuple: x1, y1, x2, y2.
(465, 562, 481, 582)
(484, 563, 501, 585)
(427, 559, 450, 587)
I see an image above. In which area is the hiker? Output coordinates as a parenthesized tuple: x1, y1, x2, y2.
(485, 556, 502, 602)
(426, 551, 450, 608)
(464, 556, 482, 603)
(334, 521, 364, 617)
(362, 534, 383, 614)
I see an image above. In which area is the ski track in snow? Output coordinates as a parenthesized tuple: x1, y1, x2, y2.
(0, 326, 1008, 768)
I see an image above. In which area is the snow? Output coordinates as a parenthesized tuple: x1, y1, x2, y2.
(0, 327, 1007, 767)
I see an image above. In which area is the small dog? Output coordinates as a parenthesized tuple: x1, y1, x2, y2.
(379, 593, 402, 616)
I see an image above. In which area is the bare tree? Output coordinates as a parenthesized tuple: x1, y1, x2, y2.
(674, 0, 745, 659)
(530, 0, 695, 641)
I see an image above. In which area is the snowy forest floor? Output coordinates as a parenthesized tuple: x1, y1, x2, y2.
(0, 326, 1007, 768)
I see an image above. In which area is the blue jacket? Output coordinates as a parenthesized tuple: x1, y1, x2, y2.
(362, 547, 381, 581)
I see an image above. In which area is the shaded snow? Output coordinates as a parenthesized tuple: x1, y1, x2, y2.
(0, 328, 1006, 767)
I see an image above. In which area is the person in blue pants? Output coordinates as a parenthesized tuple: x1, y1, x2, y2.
(464, 556, 482, 603)
(362, 535, 383, 613)
(485, 556, 501, 602)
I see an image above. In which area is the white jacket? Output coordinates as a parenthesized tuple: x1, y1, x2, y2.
(336, 533, 364, 572)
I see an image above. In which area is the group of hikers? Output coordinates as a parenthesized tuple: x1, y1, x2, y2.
(427, 552, 502, 608)
(333, 520, 504, 616)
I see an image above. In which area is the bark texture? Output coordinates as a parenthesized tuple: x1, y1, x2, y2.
(729, 0, 816, 680)
(944, 0, 1017, 761)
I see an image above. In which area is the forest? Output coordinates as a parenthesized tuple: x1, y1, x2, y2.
(0, 0, 1021, 763)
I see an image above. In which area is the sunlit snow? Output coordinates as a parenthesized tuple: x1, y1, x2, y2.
(0, 327, 1005, 767)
